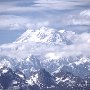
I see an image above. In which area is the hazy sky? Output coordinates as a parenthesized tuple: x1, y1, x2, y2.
(0, 0, 90, 44)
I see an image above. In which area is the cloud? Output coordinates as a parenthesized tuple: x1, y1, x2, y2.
(61, 32, 90, 57)
(0, 15, 50, 30)
(0, 0, 89, 13)
(34, 0, 85, 10)
(0, 15, 30, 30)
(0, 0, 89, 31)
(0, 0, 89, 23)
(65, 9, 90, 26)
(26, 21, 49, 29)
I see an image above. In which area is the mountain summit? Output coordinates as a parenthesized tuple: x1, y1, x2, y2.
(15, 27, 76, 45)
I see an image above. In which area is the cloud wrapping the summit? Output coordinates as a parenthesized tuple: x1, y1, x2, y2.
(0, 27, 89, 59)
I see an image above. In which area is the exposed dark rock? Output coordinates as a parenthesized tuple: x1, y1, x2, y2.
(0, 67, 90, 90)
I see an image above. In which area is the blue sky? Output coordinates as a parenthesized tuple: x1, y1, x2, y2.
(0, 0, 90, 44)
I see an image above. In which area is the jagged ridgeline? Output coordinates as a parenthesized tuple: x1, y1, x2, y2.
(0, 27, 90, 90)
(0, 67, 90, 90)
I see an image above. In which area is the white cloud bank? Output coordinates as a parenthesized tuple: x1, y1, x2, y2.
(0, 15, 50, 30)
(67, 9, 90, 25)
(0, 0, 88, 13)
(0, 15, 30, 30)
(0, 0, 90, 31)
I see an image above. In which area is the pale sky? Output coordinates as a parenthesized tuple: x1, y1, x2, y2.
(0, 0, 90, 44)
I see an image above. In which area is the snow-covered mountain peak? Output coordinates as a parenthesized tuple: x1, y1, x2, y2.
(15, 27, 76, 45)
(15, 27, 58, 43)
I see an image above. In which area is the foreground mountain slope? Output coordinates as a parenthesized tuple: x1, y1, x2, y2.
(0, 67, 90, 90)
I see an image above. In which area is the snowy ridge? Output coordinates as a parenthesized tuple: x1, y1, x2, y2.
(15, 27, 77, 45)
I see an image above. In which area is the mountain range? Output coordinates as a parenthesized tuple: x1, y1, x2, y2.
(0, 27, 90, 90)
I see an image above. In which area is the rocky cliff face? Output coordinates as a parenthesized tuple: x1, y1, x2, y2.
(0, 67, 90, 90)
